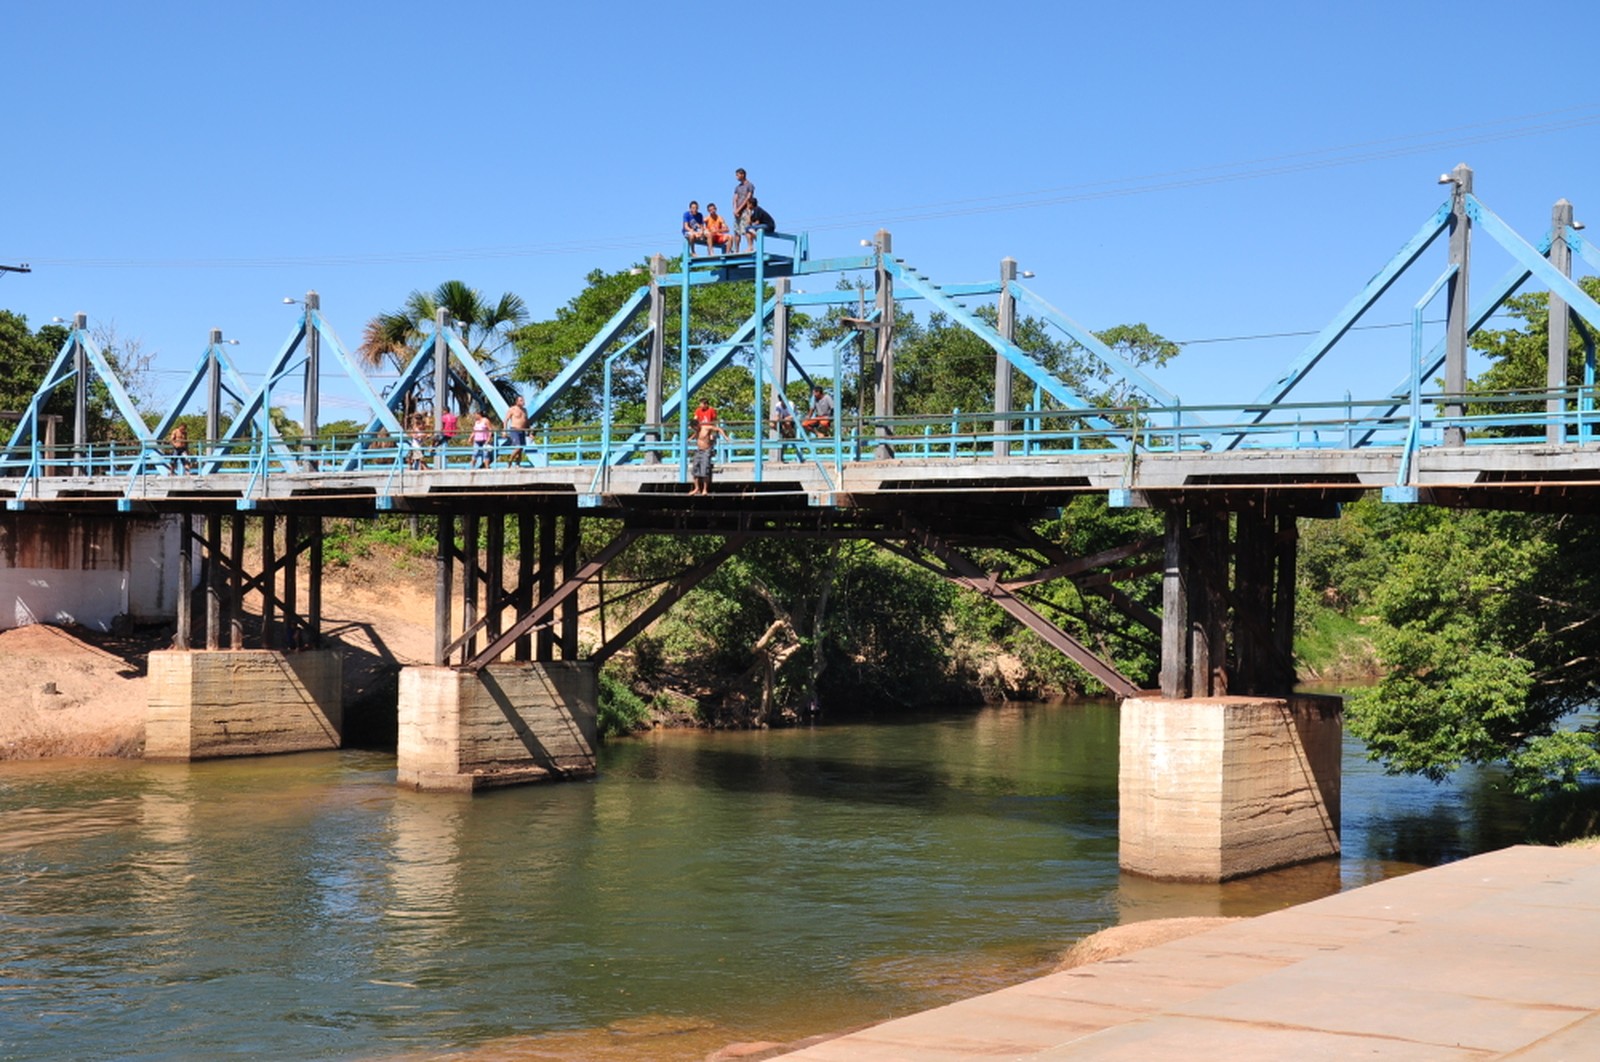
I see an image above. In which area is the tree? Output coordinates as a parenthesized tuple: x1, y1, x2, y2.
(1351, 285, 1600, 797)
(359, 280, 529, 416)
(0, 311, 128, 443)
(1465, 277, 1600, 435)
(511, 264, 811, 427)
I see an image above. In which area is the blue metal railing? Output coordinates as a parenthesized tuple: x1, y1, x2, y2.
(7, 385, 1600, 502)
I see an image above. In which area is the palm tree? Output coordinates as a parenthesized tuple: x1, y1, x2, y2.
(359, 281, 530, 415)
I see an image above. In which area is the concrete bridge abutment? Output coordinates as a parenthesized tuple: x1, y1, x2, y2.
(1122, 500, 1342, 881)
(396, 662, 598, 792)
(145, 649, 342, 760)
(1119, 693, 1342, 882)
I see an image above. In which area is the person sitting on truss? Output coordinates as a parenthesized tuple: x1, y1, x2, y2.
(744, 197, 775, 251)
(703, 203, 731, 254)
(682, 200, 709, 256)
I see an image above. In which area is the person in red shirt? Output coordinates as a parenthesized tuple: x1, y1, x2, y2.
(693, 398, 718, 425)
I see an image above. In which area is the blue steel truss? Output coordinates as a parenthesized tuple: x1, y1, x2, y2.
(7, 173, 1600, 507)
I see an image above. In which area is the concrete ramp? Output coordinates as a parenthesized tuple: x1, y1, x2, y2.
(778, 844, 1600, 1059)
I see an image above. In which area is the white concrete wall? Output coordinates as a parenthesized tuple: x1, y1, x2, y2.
(0, 514, 181, 631)
(128, 516, 182, 621)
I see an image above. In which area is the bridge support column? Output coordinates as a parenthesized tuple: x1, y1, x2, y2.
(1119, 694, 1341, 881)
(396, 662, 598, 791)
(145, 648, 342, 760)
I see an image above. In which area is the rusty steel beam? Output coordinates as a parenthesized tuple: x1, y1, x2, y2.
(887, 532, 1142, 698)
(467, 528, 639, 670)
(589, 535, 751, 666)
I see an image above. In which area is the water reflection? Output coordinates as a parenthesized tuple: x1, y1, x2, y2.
(0, 701, 1542, 1061)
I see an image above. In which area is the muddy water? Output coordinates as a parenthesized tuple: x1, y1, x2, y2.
(0, 702, 1530, 1061)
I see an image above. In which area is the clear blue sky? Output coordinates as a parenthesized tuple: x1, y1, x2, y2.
(4, 0, 1596, 422)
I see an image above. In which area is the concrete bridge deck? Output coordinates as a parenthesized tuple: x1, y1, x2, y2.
(10, 440, 1600, 516)
(778, 844, 1600, 1060)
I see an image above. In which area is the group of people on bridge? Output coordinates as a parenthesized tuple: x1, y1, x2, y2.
(404, 396, 531, 471)
(681, 168, 774, 256)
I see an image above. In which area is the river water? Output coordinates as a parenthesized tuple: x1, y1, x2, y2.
(0, 701, 1531, 1061)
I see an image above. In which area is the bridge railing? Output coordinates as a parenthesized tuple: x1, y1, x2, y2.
(6, 384, 1600, 493)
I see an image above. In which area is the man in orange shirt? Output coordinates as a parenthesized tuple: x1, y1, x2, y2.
(703, 203, 731, 254)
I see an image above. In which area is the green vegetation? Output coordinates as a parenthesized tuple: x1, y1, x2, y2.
(1291, 285, 1600, 801)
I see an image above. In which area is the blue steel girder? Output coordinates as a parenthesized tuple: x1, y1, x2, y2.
(885, 260, 1123, 437)
(204, 319, 307, 472)
(3, 331, 78, 454)
(4, 326, 155, 478)
(151, 342, 250, 442)
(1008, 281, 1182, 409)
(1353, 261, 1534, 446)
(342, 323, 518, 470)
(1467, 196, 1600, 332)
(1223, 200, 1453, 450)
(524, 284, 652, 424)
(608, 296, 779, 465)
(1571, 225, 1600, 273)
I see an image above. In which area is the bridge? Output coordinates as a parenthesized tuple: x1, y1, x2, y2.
(3, 164, 1596, 880)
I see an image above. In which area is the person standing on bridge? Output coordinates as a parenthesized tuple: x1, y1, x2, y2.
(437, 406, 458, 467)
(732, 168, 754, 251)
(503, 395, 530, 467)
(470, 410, 494, 469)
(689, 412, 727, 496)
(168, 422, 190, 474)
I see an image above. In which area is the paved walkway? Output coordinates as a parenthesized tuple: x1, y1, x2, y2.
(778, 844, 1600, 1060)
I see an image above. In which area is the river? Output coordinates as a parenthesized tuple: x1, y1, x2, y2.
(0, 701, 1532, 1061)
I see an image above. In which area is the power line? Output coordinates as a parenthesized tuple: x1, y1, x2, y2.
(19, 107, 1599, 270)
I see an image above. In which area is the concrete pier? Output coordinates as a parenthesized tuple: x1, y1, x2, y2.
(1119, 695, 1342, 881)
(778, 844, 1600, 1059)
(396, 662, 598, 792)
(145, 649, 342, 760)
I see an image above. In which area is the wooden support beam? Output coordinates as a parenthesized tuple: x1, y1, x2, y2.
(205, 515, 222, 650)
(561, 511, 580, 660)
(176, 515, 192, 649)
(262, 516, 276, 650)
(434, 513, 453, 666)
(462, 512, 479, 662)
(515, 511, 534, 661)
(486, 513, 504, 646)
(889, 532, 1141, 698)
(283, 513, 299, 648)
(1160, 508, 1189, 698)
(229, 515, 245, 649)
(538, 514, 556, 661)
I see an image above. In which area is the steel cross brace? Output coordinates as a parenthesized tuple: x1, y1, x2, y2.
(467, 528, 640, 670)
(885, 260, 1125, 441)
(589, 534, 751, 666)
(1225, 200, 1454, 450)
(1467, 195, 1600, 332)
(607, 295, 781, 466)
(1009, 282, 1181, 409)
(886, 528, 1142, 698)
(3, 324, 155, 460)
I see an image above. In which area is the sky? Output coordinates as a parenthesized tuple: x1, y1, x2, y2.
(3, 0, 1597, 425)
